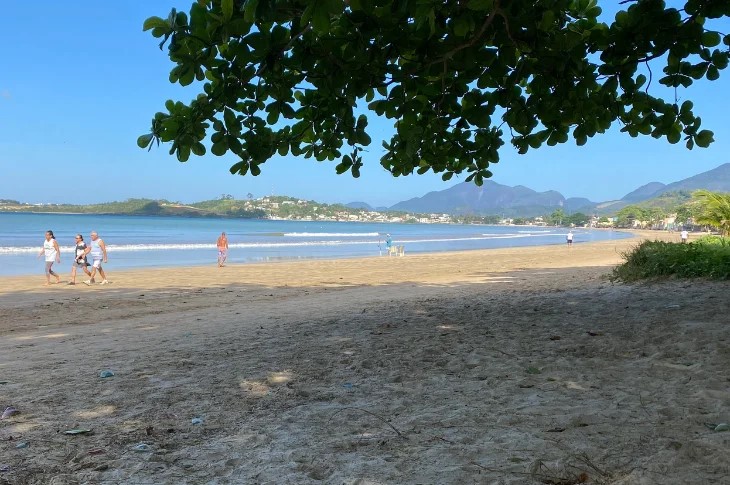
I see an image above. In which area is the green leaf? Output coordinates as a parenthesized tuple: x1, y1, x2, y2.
(244, 0, 259, 23)
(695, 130, 714, 148)
(336, 155, 352, 174)
(301, 3, 314, 25)
(453, 15, 470, 37)
(667, 127, 681, 144)
(701, 31, 721, 47)
(143, 16, 169, 31)
(137, 134, 154, 149)
(245, 32, 269, 51)
(707, 65, 720, 81)
(191, 142, 206, 156)
(179, 68, 195, 86)
(229, 160, 249, 175)
(222, 0, 233, 21)
(540, 10, 555, 31)
(190, 3, 207, 30)
(211, 140, 228, 156)
(312, 7, 330, 33)
(176, 145, 191, 162)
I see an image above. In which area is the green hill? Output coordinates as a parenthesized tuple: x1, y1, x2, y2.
(0, 198, 265, 219)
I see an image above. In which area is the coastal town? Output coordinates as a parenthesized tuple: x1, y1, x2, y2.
(2, 195, 611, 227)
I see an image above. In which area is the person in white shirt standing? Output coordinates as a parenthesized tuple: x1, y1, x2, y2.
(680, 229, 689, 243)
(566, 230, 574, 247)
(37, 230, 61, 285)
(84, 231, 110, 285)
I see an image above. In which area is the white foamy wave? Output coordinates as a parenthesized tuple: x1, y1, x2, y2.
(0, 241, 377, 254)
(482, 233, 563, 239)
(389, 233, 565, 244)
(0, 232, 566, 255)
(283, 232, 380, 237)
(0, 246, 41, 254)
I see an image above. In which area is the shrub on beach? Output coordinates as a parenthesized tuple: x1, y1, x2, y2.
(611, 239, 730, 282)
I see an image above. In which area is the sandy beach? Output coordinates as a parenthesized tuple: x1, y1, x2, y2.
(0, 231, 728, 484)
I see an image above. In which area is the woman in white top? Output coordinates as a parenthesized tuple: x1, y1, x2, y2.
(37, 230, 61, 285)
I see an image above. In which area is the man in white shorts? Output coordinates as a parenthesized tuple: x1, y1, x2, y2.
(84, 231, 110, 285)
(680, 229, 689, 243)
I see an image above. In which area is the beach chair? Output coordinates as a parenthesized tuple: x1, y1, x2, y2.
(387, 245, 398, 257)
(397, 245, 405, 256)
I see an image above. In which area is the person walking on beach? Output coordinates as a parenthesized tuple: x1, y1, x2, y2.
(217, 232, 229, 267)
(385, 233, 393, 255)
(680, 229, 689, 243)
(84, 231, 109, 285)
(69, 234, 92, 285)
(566, 230, 574, 247)
(37, 230, 61, 285)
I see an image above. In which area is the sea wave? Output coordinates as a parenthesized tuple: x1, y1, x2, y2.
(482, 233, 563, 238)
(0, 233, 566, 254)
(283, 232, 381, 237)
(0, 242, 367, 254)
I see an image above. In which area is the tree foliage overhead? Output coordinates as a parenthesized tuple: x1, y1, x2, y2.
(139, 0, 730, 184)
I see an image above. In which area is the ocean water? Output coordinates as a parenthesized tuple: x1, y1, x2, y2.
(0, 212, 632, 276)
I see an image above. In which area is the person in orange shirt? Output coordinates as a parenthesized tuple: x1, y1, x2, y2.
(217, 232, 229, 267)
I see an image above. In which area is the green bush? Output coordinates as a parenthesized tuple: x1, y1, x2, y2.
(611, 239, 730, 282)
(693, 235, 730, 247)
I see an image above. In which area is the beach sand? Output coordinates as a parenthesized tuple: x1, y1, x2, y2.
(0, 231, 728, 484)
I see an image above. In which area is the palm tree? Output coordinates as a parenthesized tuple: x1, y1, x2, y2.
(692, 190, 730, 235)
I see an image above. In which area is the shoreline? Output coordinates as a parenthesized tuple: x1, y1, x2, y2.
(0, 229, 672, 294)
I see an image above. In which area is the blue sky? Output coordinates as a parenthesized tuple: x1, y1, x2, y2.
(1, 2, 729, 208)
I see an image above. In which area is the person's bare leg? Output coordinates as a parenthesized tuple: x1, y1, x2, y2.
(70, 266, 77, 284)
(48, 264, 60, 283)
(85, 267, 97, 285)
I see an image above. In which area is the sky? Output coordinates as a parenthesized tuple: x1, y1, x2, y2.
(1, 2, 729, 208)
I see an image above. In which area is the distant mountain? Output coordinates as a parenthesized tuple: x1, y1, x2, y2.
(345, 201, 373, 210)
(593, 199, 629, 215)
(389, 180, 591, 217)
(564, 197, 596, 213)
(387, 162, 729, 217)
(656, 162, 730, 194)
(621, 163, 730, 203)
(622, 182, 667, 202)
